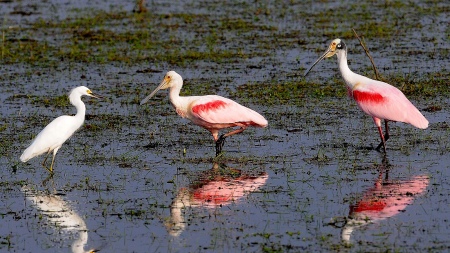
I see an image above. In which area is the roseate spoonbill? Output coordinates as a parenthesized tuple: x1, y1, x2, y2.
(304, 38, 428, 152)
(140, 71, 268, 156)
(20, 86, 101, 173)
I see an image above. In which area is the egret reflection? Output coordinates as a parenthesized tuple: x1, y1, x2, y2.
(341, 162, 429, 243)
(166, 163, 268, 236)
(22, 185, 96, 253)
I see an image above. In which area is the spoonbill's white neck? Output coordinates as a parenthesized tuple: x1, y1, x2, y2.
(336, 49, 358, 89)
(169, 81, 184, 107)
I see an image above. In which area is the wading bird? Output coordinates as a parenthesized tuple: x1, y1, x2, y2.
(20, 86, 101, 172)
(140, 71, 268, 156)
(304, 38, 428, 152)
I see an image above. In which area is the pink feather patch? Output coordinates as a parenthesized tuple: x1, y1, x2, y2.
(192, 100, 227, 114)
(352, 90, 385, 104)
(193, 190, 230, 204)
(350, 200, 387, 213)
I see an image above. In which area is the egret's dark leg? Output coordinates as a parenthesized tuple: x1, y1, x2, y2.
(41, 149, 51, 169)
(47, 148, 58, 173)
(48, 153, 56, 173)
(376, 120, 389, 152)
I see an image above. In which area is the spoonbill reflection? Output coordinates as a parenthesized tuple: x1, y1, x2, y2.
(304, 39, 428, 152)
(140, 71, 268, 156)
(20, 86, 101, 172)
(22, 186, 96, 253)
(166, 163, 268, 236)
(341, 170, 429, 243)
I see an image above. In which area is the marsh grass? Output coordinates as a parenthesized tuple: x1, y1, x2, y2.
(233, 72, 449, 106)
(2, 9, 273, 65)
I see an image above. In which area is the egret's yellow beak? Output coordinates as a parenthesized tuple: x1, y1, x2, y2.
(87, 89, 102, 99)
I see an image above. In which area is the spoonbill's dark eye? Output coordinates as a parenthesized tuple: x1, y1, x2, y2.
(336, 41, 346, 50)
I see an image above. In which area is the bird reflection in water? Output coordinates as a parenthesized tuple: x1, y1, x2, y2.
(166, 163, 268, 236)
(337, 159, 429, 243)
(22, 182, 97, 253)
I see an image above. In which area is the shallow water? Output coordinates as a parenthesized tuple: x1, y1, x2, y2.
(1, 0, 449, 252)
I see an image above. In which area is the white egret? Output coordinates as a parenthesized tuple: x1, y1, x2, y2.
(20, 86, 101, 172)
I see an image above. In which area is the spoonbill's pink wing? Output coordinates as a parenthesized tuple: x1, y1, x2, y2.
(351, 80, 428, 129)
(189, 95, 268, 127)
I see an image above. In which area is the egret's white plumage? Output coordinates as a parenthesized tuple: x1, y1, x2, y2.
(304, 38, 428, 152)
(140, 71, 268, 156)
(20, 86, 100, 172)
